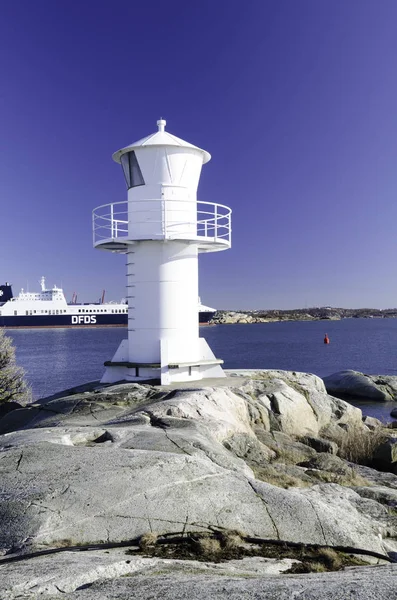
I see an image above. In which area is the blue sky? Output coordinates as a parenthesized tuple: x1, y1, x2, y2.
(1, 0, 397, 309)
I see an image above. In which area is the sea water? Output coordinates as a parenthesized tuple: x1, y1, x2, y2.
(6, 318, 397, 420)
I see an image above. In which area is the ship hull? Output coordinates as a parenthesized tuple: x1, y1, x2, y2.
(0, 311, 215, 328)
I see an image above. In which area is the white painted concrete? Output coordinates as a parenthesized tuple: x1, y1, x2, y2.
(93, 119, 231, 384)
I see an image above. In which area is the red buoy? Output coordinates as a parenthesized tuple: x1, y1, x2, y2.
(324, 334, 330, 344)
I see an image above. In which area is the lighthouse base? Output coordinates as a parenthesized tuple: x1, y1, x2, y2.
(100, 338, 226, 385)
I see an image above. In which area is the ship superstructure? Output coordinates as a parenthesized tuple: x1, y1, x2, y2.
(0, 277, 127, 328)
(0, 277, 216, 328)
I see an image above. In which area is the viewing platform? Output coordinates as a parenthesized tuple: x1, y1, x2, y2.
(92, 200, 232, 253)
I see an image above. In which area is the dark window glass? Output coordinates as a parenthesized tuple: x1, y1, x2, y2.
(120, 151, 145, 189)
(121, 154, 131, 188)
(129, 151, 144, 187)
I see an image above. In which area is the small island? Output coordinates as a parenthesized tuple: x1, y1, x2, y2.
(211, 307, 397, 324)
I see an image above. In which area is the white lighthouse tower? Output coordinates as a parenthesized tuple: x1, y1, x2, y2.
(93, 119, 232, 384)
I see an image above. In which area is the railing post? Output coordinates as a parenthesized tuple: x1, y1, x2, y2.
(214, 203, 218, 240)
(111, 204, 114, 238)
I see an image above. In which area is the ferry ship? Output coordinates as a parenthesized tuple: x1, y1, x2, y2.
(0, 278, 216, 328)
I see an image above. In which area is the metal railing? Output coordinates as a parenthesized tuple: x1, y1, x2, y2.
(92, 200, 232, 247)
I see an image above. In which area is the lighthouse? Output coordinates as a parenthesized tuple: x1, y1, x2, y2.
(93, 119, 232, 384)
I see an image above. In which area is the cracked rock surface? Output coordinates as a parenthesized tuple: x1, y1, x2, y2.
(57, 564, 397, 600)
(1, 370, 397, 597)
(0, 551, 397, 599)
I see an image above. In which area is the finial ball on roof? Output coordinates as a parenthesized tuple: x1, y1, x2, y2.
(157, 119, 166, 132)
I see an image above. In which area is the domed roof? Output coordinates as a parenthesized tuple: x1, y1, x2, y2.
(112, 119, 211, 164)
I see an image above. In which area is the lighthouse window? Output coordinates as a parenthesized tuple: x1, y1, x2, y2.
(120, 151, 145, 189)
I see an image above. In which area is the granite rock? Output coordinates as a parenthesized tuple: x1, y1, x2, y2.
(0, 371, 394, 565)
(324, 371, 397, 402)
(1, 553, 397, 600)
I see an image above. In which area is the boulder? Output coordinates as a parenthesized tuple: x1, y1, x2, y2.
(363, 416, 384, 430)
(223, 432, 276, 464)
(299, 453, 354, 476)
(0, 439, 385, 555)
(300, 436, 338, 454)
(373, 439, 397, 470)
(254, 430, 317, 464)
(324, 371, 397, 402)
(234, 370, 363, 433)
(353, 485, 397, 509)
(355, 463, 397, 489)
(0, 370, 393, 562)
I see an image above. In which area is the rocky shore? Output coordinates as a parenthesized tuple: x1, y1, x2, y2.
(1, 370, 397, 598)
(211, 307, 397, 324)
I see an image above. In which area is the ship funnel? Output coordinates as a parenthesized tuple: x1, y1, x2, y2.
(0, 283, 13, 302)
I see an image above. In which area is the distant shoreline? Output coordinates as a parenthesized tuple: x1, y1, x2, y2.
(211, 308, 397, 325)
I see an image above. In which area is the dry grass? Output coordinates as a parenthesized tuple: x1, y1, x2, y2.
(253, 458, 369, 488)
(305, 468, 370, 487)
(308, 561, 327, 573)
(317, 547, 342, 570)
(139, 532, 158, 551)
(219, 530, 243, 550)
(332, 424, 388, 465)
(196, 537, 222, 558)
(133, 533, 369, 572)
(252, 464, 311, 488)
